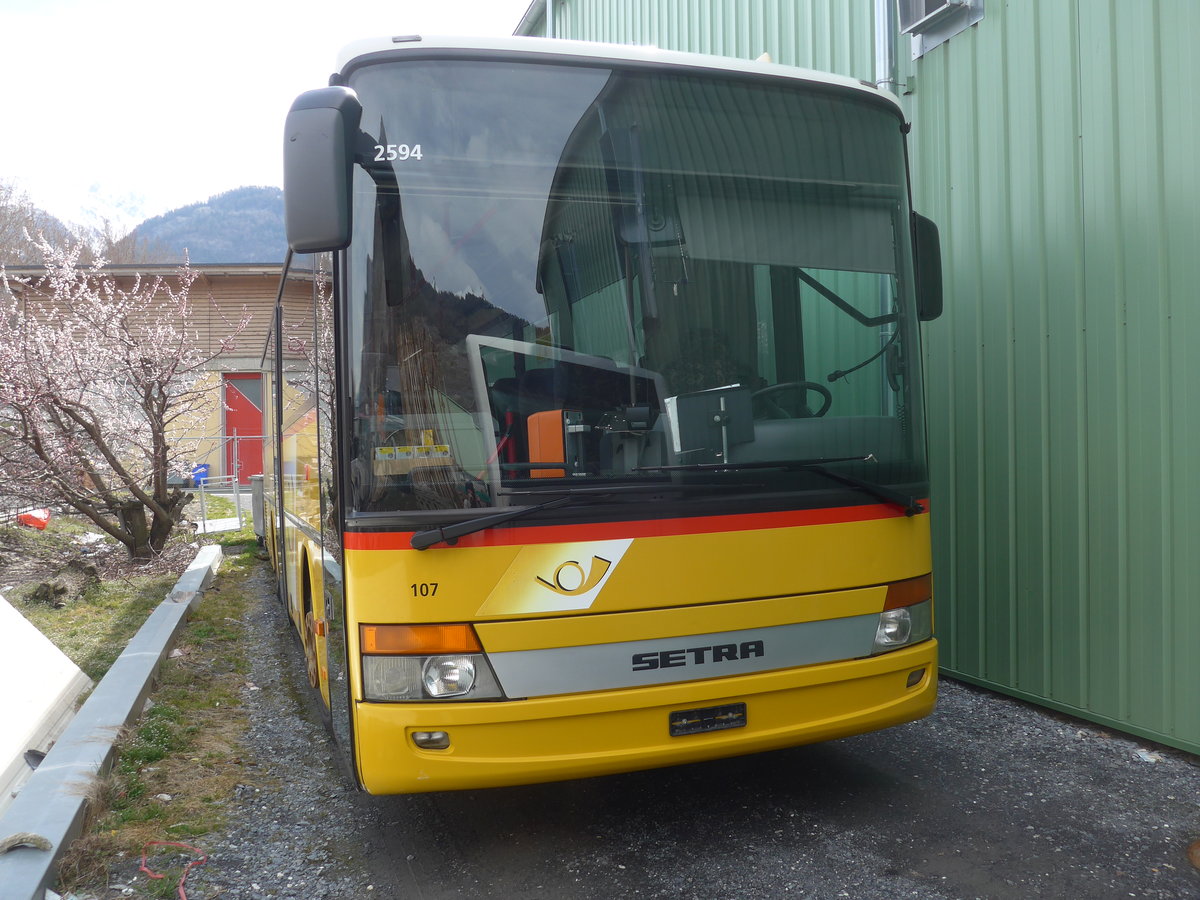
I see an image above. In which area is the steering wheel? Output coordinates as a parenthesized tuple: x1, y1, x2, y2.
(751, 381, 833, 419)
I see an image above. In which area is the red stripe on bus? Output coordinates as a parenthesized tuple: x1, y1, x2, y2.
(343, 501, 929, 551)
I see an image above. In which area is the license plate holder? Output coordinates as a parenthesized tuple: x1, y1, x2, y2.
(669, 702, 747, 737)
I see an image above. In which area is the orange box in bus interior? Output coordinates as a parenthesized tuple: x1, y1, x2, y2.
(526, 409, 566, 478)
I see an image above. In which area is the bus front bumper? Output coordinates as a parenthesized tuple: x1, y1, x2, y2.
(352, 640, 937, 794)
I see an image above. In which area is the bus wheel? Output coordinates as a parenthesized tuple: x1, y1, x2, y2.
(304, 610, 320, 689)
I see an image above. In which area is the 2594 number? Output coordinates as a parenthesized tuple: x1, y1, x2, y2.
(374, 143, 423, 162)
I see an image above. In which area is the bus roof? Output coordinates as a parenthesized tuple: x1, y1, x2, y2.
(332, 34, 903, 115)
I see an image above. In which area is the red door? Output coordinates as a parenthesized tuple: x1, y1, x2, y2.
(223, 373, 263, 484)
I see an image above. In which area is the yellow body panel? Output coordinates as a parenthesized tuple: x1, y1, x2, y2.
(474, 587, 886, 651)
(355, 641, 936, 794)
(346, 513, 931, 622)
(340, 511, 935, 793)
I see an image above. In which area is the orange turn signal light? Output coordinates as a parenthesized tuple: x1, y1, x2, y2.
(360, 623, 483, 655)
(883, 574, 933, 610)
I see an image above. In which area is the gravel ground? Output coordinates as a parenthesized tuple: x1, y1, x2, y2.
(79, 568, 374, 900)
(163, 574, 372, 900)
(79, 567, 1200, 900)
(187, 593, 375, 900)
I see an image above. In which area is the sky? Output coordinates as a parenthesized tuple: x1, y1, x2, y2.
(0, 0, 536, 230)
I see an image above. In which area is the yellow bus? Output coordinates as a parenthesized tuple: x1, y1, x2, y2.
(264, 35, 944, 794)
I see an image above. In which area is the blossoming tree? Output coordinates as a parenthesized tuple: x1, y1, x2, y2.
(0, 239, 249, 557)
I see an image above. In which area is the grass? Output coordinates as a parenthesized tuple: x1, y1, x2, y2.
(5, 517, 177, 681)
(9, 505, 249, 682)
(190, 490, 250, 522)
(16, 572, 177, 682)
(41, 523, 268, 896)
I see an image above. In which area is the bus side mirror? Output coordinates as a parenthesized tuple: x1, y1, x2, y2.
(283, 87, 363, 253)
(912, 212, 943, 322)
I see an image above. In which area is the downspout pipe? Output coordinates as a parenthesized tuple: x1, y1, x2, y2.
(874, 0, 899, 93)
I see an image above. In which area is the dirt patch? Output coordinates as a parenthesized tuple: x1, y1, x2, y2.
(0, 521, 82, 594)
(2, 509, 217, 683)
(0, 516, 196, 606)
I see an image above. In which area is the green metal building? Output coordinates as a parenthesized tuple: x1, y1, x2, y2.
(518, 0, 1200, 755)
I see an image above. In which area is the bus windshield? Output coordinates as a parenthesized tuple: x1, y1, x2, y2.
(343, 58, 926, 517)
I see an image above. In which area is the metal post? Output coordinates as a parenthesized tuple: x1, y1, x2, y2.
(234, 459, 244, 528)
(718, 395, 730, 464)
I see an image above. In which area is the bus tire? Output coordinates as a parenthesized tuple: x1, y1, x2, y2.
(304, 609, 320, 689)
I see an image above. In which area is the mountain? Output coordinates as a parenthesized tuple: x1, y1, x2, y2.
(0, 181, 80, 264)
(130, 186, 285, 264)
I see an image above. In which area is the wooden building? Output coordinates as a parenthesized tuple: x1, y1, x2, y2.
(1, 262, 314, 484)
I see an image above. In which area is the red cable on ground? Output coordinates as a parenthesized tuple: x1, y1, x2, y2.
(139, 840, 208, 900)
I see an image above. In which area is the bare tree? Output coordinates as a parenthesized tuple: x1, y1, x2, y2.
(2, 179, 173, 266)
(88, 218, 177, 265)
(0, 181, 34, 259)
(0, 180, 73, 264)
(0, 238, 249, 557)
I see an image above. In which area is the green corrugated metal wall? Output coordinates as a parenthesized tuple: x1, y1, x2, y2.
(525, 0, 874, 74)
(907, 0, 1200, 755)
(520, 0, 1200, 755)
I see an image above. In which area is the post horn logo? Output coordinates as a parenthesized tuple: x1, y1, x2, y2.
(535, 556, 613, 596)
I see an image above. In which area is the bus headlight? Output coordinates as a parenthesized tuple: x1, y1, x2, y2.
(875, 607, 913, 646)
(872, 599, 933, 653)
(360, 624, 505, 702)
(362, 656, 424, 701)
(871, 575, 934, 655)
(423, 655, 477, 698)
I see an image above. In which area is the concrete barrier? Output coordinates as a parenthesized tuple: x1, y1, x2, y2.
(0, 596, 93, 819)
(0, 544, 223, 900)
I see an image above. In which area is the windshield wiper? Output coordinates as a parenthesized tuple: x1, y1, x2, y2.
(636, 456, 925, 517)
(410, 494, 577, 550)
(805, 466, 924, 517)
(411, 480, 770, 550)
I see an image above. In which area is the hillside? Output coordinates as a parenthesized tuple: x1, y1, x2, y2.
(131, 186, 285, 264)
(0, 182, 80, 264)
